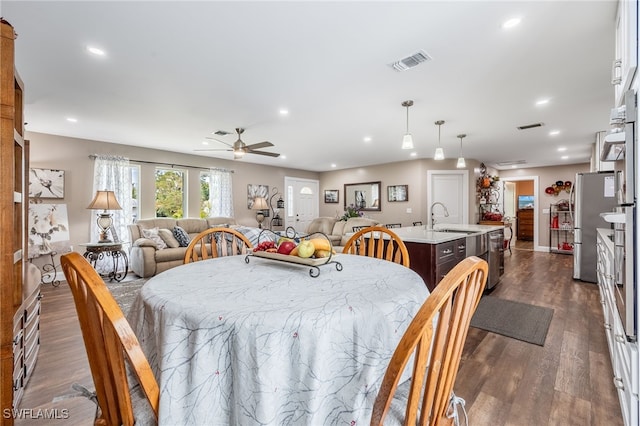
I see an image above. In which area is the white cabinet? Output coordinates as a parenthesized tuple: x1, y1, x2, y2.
(597, 229, 639, 426)
(613, 0, 638, 106)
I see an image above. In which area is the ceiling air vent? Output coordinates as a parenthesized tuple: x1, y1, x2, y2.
(496, 160, 527, 167)
(214, 130, 232, 136)
(390, 50, 432, 72)
(517, 122, 544, 130)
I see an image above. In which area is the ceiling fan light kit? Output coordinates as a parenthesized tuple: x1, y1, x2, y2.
(434, 120, 445, 160)
(195, 127, 280, 159)
(401, 100, 414, 150)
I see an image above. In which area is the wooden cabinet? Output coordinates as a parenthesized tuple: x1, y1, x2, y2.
(1, 18, 31, 418)
(405, 238, 466, 291)
(517, 209, 534, 241)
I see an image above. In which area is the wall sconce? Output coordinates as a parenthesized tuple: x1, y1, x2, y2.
(87, 190, 122, 243)
(252, 196, 269, 228)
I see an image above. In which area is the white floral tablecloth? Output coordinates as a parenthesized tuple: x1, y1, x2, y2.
(127, 254, 428, 425)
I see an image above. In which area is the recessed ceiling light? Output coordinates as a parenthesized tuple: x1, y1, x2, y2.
(202, 141, 209, 145)
(331, 163, 337, 168)
(410, 152, 417, 157)
(66, 117, 78, 123)
(561, 155, 569, 160)
(86, 46, 106, 56)
(511, 165, 517, 169)
(536, 98, 550, 106)
(502, 17, 521, 29)
(363, 137, 372, 142)
(557, 147, 567, 152)
(549, 130, 560, 136)
(280, 155, 286, 160)
(279, 109, 289, 115)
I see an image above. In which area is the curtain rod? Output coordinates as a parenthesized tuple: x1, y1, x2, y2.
(88, 154, 234, 173)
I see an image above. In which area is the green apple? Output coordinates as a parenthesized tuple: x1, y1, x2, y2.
(297, 240, 315, 258)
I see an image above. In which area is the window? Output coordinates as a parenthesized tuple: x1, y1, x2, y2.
(155, 168, 185, 218)
(200, 171, 210, 218)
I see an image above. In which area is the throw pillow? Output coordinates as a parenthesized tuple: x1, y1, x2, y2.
(141, 227, 167, 250)
(173, 226, 191, 247)
(158, 228, 180, 248)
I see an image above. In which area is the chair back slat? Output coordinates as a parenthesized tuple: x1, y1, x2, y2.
(61, 252, 159, 426)
(370, 256, 488, 426)
(343, 226, 410, 267)
(184, 227, 253, 264)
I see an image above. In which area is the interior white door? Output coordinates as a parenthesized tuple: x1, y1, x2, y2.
(427, 170, 469, 227)
(284, 177, 319, 234)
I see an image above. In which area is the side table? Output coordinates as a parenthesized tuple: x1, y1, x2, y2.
(79, 242, 129, 282)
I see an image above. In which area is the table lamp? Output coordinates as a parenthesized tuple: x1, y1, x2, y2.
(252, 196, 269, 229)
(87, 190, 122, 243)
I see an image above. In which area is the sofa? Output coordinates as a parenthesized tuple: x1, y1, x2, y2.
(128, 217, 238, 277)
(305, 216, 381, 250)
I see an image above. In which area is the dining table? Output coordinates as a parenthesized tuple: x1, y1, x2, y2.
(127, 253, 429, 425)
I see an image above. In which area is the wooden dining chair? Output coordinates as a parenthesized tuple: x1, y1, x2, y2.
(184, 227, 253, 264)
(343, 226, 410, 267)
(60, 252, 159, 426)
(370, 256, 488, 426)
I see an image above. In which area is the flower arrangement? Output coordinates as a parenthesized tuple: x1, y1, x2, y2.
(341, 204, 364, 221)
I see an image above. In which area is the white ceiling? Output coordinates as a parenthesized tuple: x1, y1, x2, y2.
(2, 1, 618, 172)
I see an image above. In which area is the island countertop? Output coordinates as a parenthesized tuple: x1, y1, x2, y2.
(391, 224, 504, 244)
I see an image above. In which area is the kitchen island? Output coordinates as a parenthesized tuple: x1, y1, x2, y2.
(393, 224, 504, 291)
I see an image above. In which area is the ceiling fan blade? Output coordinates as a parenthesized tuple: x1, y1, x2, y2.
(244, 141, 273, 150)
(205, 137, 233, 148)
(248, 150, 280, 157)
(193, 148, 232, 152)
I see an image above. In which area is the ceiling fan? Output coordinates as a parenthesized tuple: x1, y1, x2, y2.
(195, 128, 280, 159)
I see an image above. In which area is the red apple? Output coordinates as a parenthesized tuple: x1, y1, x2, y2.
(277, 240, 297, 255)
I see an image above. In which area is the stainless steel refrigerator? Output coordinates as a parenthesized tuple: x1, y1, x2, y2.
(571, 171, 617, 282)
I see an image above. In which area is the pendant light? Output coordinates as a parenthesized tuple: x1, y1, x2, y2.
(456, 134, 466, 168)
(401, 100, 414, 150)
(434, 120, 445, 160)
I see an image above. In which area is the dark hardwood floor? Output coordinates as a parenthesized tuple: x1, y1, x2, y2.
(15, 250, 623, 425)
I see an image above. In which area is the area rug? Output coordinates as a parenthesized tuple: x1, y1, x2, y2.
(106, 277, 147, 315)
(470, 296, 554, 346)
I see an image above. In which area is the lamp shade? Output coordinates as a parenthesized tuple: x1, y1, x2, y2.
(87, 190, 122, 211)
(434, 147, 445, 160)
(252, 196, 269, 210)
(401, 134, 414, 150)
(456, 157, 466, 168)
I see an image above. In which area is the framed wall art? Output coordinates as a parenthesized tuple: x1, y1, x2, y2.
(387, 185, 408, 202)
(27, 203, 71, 258)
(247, 184, 269, 209)
(324, 189, 339, 204)
(29, 168, 65, 199)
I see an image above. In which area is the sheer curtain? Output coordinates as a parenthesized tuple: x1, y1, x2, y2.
(209, 168, 234, 217)
(91, 155, 132, 243)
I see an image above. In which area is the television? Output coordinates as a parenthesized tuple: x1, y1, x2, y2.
(518, 195, 534, 209)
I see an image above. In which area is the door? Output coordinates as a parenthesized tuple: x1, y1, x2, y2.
(284, 177, 319, 234)
(427, 170, 469, 227)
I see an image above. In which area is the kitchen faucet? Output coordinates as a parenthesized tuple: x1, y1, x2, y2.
(430, 202, 450, 227)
